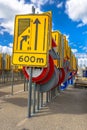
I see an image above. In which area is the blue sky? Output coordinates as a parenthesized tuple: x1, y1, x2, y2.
(0, 0, 87, 57)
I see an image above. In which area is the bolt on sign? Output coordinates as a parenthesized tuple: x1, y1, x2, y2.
(12, 12, 52, 67)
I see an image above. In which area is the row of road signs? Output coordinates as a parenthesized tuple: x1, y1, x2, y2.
(12, 12, 52, 67)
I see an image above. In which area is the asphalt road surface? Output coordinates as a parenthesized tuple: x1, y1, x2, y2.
(0, 84, 87, 130)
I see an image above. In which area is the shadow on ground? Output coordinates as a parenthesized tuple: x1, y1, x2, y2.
(2, 88, 87, 115)
(33, 88, 87, 117)
(0, 91, 10, 97)
(4, 97, 27, 107)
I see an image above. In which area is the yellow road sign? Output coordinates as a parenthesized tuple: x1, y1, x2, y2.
(43, 11, 52, 50)
(52, 31, 61, 53)
(52, 31, 64, 68)
(6, 54, 11, 70)
(12, 13, 52, 67)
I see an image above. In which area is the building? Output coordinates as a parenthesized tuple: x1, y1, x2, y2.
(75, 53, 87, 77)
(76, 53, 87, 69)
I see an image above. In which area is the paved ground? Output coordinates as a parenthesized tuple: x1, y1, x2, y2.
(0, 84, 87, 130)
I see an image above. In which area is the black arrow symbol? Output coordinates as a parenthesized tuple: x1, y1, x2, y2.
(33, 18, 41, 50)
(20, 35, 28, 50)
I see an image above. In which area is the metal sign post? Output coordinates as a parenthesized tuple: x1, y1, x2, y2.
(24, 77, 26, 91)
(27, 6, 35, 118)
(41, 92, 43, 107)
(37, 85, 40, 110)
(33, 83, 36, 114)
(28, 67, 32, 118)
(46, 91, 49, 103)
(11, 67, 14, 95)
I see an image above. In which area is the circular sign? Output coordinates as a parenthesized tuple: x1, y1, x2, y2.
(36, 54, 54, 84)
(22, 55, 54, 83)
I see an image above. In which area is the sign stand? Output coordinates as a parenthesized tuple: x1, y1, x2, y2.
(11, 68, 14, 95)
(49, 90, 51, 101)
(28, 67, 32, 118)
(46, 91, 49, 103)
(12, 6, 51, 118)
(24, 77, 26, 91)
(41, 92, 43, 107)
(37, 85, 40, 110)
(33, 83, 36, 114)
(27, 6, 35, 118)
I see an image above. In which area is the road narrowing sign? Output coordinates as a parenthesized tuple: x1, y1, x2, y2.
(12, 13, 52, 67)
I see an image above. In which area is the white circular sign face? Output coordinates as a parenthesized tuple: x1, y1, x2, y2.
(25, 67, 43, 78)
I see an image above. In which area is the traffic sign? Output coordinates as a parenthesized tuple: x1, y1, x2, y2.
(12, 13, 52, 67)
(43, 11, 52, 50)
(52, 31, 61, 53)
(52, 31, 64, 68)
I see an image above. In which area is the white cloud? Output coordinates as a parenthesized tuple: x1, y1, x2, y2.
(82, 46, 87, 51)
(57, 2, 63, 9)
(0, 45, 12, 55)
(8, 43, 13, 48)
(77, 23, 85, 28)
(49, 0, 54, 4)
(30, 0, 46, 8)
(65, 34, 69, 41)
(30, 0, 54, 7)
(0, 0, 41, 35)
(71, 48, 78, 54)
(0, 0, 55, 35)
(65, 0, 87, 27)
(0, 29, 4, 35)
